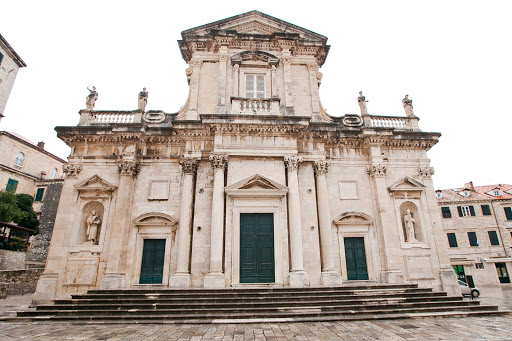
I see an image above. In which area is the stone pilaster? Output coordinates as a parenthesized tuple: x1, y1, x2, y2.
(170, 158, 198, 287)
(281, 50, 294, 115)
(186, 58, 202, 120)
(313, 160, 341, 285)
(204, 154, 228, 288)
(308, 62, 322, 122)
(216, 47, 228, 114)
(100, 161, 140, 289)
(232, 63, 240, 97)
(284, 155, 309, 287)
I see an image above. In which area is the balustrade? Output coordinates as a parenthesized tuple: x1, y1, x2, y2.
(231, 97, 280, 115)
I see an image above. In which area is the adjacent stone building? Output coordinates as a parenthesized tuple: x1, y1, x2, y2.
(0, 34, 26, 124)
(437, 183, 512, 287)
(33, 11, 459, 304)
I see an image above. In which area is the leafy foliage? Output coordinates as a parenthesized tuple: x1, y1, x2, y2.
(0, 191, 39, 234)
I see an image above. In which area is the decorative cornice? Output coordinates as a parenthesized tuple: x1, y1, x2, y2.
(366, 164, 387, 178)
(62, 164, 81, 177)
(418, 167, 435, 179)
(313, 160, 330, 176)
(209, 153, 228, 169)
(180, 158, 199, 174)
(118, 161, 141, 177)
(284, 155, 303, 172)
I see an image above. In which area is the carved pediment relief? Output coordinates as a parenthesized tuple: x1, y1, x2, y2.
(133, 212, 178, 227)
(231, 51, 279, 66)
(225, 174, 288, 196)
(75, 175, 117, 199)
(333, 212, 374, 225)
(388, 176, 425, 199)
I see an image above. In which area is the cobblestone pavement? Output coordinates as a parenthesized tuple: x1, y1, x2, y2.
(0, 287, 512, 340)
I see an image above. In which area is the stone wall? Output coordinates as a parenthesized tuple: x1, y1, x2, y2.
(0, 268, 44, 295)
(0, 249, 26, 270)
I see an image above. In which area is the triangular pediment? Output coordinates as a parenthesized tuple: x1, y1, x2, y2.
(389, 176, 426, 192)
(225, 174, 287, 191)
(181, 11, 327, 42)
(75, 175, 117, 192)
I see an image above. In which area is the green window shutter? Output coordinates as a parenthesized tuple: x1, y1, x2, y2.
(481, 205, 491, 216)
(467, 232, 478, 246)
(447, 233, 458, 247)
(488, 231, 500, 246)
(0, 51, 4, 66)
(469, 206, 475, 216)
(504, 207, 512, 221)
(441, 207, 451, 218)
(35, 188, 45, 202)
(457, 206, 463, 217)
(6, 178, 18, 192)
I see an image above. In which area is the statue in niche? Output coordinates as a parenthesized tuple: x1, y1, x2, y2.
(358, 91, 368, 115)
(86, 85, 98, 110)
(403, 209, 418, 243)
(402, 94, 414, 117)
(138, 87, 149, 111)
(86, 210, 101, 244)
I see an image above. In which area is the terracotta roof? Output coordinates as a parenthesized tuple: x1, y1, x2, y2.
(436, 188, 491, 203)
(473, 184, 512, 200)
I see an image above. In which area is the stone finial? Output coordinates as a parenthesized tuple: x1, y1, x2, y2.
(418, 167, 435, 179)
(209, 154, 228, 169)
(138, 87, 148, 111)
(284, 155, 303, 172)
(358, 91, 368, 115)
(118, 162, 141, 177)
(62, 164, 82, 177)
(313, 160, 330, 176)
(180, 158, 199, 174)
(366, 164, 387, 178)
(402, 94, 414, 117)
(86, 85, 98, 110)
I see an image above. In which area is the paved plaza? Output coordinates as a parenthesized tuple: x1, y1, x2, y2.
(0, 287, 512, 340)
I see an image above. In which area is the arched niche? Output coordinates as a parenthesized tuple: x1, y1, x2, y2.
(80, 201, 104, 245)
(399, 201, 423, 243)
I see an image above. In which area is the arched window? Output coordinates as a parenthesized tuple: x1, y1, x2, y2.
(50, 168, 58, 179)
(14, 152, 24, 167)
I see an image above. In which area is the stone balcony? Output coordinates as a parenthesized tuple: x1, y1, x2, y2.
(230, 97, 281, 115)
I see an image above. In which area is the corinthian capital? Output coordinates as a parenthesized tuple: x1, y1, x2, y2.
(62, 164, 81, 177)
(118, 161, 141, 177)
(209, 153, 228, 170)
(313, 160, 330, 176)
(366, 164, 387, 178)
(418, 167, 435, 179)
(180, 158, 199, 174)
(284, 155, 303, 172)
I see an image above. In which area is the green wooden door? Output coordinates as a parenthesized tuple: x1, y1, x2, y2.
(240, 213, 275, 283)
(344, 237, 369, 280)
(139, 239, 166, 284)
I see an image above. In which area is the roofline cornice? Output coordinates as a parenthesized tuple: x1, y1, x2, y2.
(0, 34, 27, 67)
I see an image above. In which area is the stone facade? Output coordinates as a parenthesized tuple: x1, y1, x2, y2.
(436, 183, 512, 287)
(0, 34, 26, 124)
(33, 11, 459, 304)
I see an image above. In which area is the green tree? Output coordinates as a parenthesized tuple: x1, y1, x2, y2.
(0, 190, 25, 224)
(16, 194, 39, 233)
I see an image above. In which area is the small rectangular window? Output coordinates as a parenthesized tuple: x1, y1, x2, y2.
(0, 51, 4, 66)
(457, 206, 475, 217)
(35, 188, 45, 202)
(475, 263, 484, 269)
(6, 178, 18, 192)
(441, 207, 452, 218)
(447, 233, 458, 247)
(481, 205, 492, 216)
(467, 232, 479, 247)
(504, 207, 512, 221)
(488, 231, 500, 246)
(245, 74, 265, 98)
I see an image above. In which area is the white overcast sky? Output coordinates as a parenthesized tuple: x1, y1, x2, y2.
(1, 0, 510, 190)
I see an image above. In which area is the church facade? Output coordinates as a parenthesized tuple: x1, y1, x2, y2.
(34, 11, 459, 303)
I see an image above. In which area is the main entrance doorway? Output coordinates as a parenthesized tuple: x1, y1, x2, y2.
(344, 237, 369, 280)
(139, 239, 166, 284)
(240, 213, 275, 283)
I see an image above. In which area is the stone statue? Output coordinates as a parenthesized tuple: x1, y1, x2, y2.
(403, 209, 418, 242)
(358, 91, 368, 115)
(86, 85, 98, 110)
(138, 87, 149, 111)
(402, 94, 414, 117)
(86, 210, 101, 244)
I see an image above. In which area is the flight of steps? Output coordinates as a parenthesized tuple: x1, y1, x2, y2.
(13, 284, 507, 323)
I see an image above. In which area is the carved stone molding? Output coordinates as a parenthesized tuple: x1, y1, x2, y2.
(313, 160, 330, 176)
(209, 154, 228, 169)
(190, 58, 203, 67)
(143, 111, 166, 124)
(341, 114, 363, 128)
(366, 164, 387, 178)
(180, 158, 199, 174)
(118, 162, 141, 177)
(284, 155, 303, 172)
(63, 164, 82, 177)
(307, 62, 318, 71)
(418, 167, 435, 179)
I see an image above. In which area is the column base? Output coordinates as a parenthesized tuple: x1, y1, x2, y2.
(204, 273, 225, 288)
(321, 271, 342, 286)
(439, 267, 461, 296)
(100, 273, 125, 290)
(289, 271, 310, 287)
(169, 273, 191, 288)
(32, 273, 58, 305)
